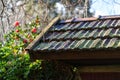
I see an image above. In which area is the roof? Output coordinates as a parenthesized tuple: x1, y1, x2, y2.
(26, 15, 120, 62)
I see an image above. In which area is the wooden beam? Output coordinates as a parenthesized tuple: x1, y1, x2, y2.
(77, 65, 120, 72)
(25, 16, 60, 50)
(30, 49, 120, 60)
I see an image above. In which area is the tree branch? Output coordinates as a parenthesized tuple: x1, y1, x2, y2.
(0, 0, 6, 15)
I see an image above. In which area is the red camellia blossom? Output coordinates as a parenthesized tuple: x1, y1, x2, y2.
(16, 29, 19, 32)
(23, 39, 27, 43)
(31, 28, 37, 33)
(14, 21, 20, 27)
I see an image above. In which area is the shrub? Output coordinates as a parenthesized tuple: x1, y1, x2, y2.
(0, 17, 43, 80)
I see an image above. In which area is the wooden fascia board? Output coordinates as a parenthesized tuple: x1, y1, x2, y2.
(25, 16, 60, 51)
(29, 49, 120, 60)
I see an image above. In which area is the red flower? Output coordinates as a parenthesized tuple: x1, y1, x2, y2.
(23, 39, 27, 43)
(16, 29, 19, 32)
(32, 28, 37, 33)
(14, 21, 20, 27)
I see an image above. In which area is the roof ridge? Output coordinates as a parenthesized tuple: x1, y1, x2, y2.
(60, 15, 120, 23)
(99, 15, 120, 19)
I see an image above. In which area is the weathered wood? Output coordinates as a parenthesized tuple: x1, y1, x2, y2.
(29, 49, 120, 65)
(25, 16, 60, 50)
(30, 49, 120, 60)
(77, 65, 120, 72)
(78, 72, 120, 80)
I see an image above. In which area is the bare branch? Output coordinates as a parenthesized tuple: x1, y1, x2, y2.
(0, 0, 6, 15)
(113, 0, 120, 5)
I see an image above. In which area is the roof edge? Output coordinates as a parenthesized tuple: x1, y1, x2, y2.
(25, 16, 60, 51)
(60, 15, 120, 23)
(60, 17, 97, 23)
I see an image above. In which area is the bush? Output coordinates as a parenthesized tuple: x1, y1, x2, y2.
(0, 17, 43, 80)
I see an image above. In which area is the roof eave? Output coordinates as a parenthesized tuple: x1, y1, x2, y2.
(29, 48, 120, 60)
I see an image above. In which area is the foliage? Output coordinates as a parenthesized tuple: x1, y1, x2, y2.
(0, 17, 43, 80)
(0, 10, 75, 80)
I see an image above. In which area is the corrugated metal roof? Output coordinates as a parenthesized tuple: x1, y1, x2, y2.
(33, 15, 120, 52)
